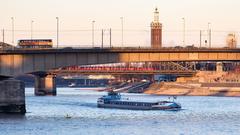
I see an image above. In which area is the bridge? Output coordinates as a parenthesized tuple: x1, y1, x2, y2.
(0, 47, 238, 95)
(1, 47, 240, 77)
(51, 62, 196, 76)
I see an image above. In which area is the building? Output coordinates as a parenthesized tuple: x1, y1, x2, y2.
(226, 33, 237, 48)
(151, 8, 162, 48)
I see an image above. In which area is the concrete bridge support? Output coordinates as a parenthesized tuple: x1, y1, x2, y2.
(34, 74, 56, 96)
(0, 79, 26, 114)
(216, 62, 223, 72)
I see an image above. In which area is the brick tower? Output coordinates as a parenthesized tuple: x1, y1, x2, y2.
(151, 8, 162, 48)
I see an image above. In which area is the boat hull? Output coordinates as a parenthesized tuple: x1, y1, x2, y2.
(97, 103, 181, 111)
(98, 104, 152, 110)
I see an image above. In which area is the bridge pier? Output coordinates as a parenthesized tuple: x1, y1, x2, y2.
(216, 62, 223, 72)
(0, 78, 26, 114)
(34, 74, 56, 96)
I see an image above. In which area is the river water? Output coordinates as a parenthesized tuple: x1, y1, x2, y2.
(0, 88, 240, 135)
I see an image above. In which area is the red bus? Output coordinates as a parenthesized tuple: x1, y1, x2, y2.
(18, 39, 53, 48)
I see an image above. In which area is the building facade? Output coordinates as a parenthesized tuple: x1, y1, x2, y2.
(151, 8, 162, 48)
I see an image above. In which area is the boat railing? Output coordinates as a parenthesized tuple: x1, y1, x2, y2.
(121, 97, 129, 100)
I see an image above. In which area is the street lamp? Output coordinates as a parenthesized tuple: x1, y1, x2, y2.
(110, 28, 112, 48)
(200, 30, 202, 47)
(101, 29, 104, 48)
(11, 17, 14, 44)
(56, 17, 59, 48)
(208, 22, 211, 48)
(120, 17, 123, 47)
(31, 20, 34, 40)
(2, 29, 5, 43)
(92, 20, 95, 47)
(182, 17, 185, 46)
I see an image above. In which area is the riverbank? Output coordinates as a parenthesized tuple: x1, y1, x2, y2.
(145, 82, 240, 97)
(145, 71, 240, 97)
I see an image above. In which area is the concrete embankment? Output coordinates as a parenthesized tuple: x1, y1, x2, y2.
(0, 79, 26, 114)
(145, 82, 240, 97)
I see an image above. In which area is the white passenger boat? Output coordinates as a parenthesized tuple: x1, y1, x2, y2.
(97, 91, 181, 110)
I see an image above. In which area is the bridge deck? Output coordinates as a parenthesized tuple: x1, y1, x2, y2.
(0, 47, 239, 76)
(1, 47, 240, 54)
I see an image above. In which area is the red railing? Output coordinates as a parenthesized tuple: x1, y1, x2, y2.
(62, 66, 156, 71)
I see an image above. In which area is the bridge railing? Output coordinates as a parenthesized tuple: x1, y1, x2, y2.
(2, 46, 240, 52)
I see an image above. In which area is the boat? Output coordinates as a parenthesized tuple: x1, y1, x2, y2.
(64, 114, 72, 119)
(68, 82, 105, 88)
(97, 91, 181, 110)
(68, 83, 76, 87)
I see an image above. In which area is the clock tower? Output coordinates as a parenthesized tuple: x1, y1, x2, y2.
(151, 8, 162, 48)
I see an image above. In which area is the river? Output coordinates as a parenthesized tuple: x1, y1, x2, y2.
(0, 88, 240, 135)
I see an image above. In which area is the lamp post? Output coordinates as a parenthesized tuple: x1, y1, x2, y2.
(109, 28, 112, 48)
(101, 29, 104, 48)
(182, 17, 185, 46)
(120, 17, 123, 47)
(208, 22, 211, 48)
(200, 30, 202, 48)
(31, 20, 34, 40)
(2, 29, 5, 43)
(11, 17, 14, 44)
(56, 17, 59, 48)
(92, 20, 95, 47)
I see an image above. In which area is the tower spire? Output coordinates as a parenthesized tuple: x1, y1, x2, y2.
(154, 7, 159, 22)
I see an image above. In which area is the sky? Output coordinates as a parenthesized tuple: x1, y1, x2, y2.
(1, 0, 240, 47)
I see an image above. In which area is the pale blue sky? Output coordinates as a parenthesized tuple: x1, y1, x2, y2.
(1, 0, 240, 47)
